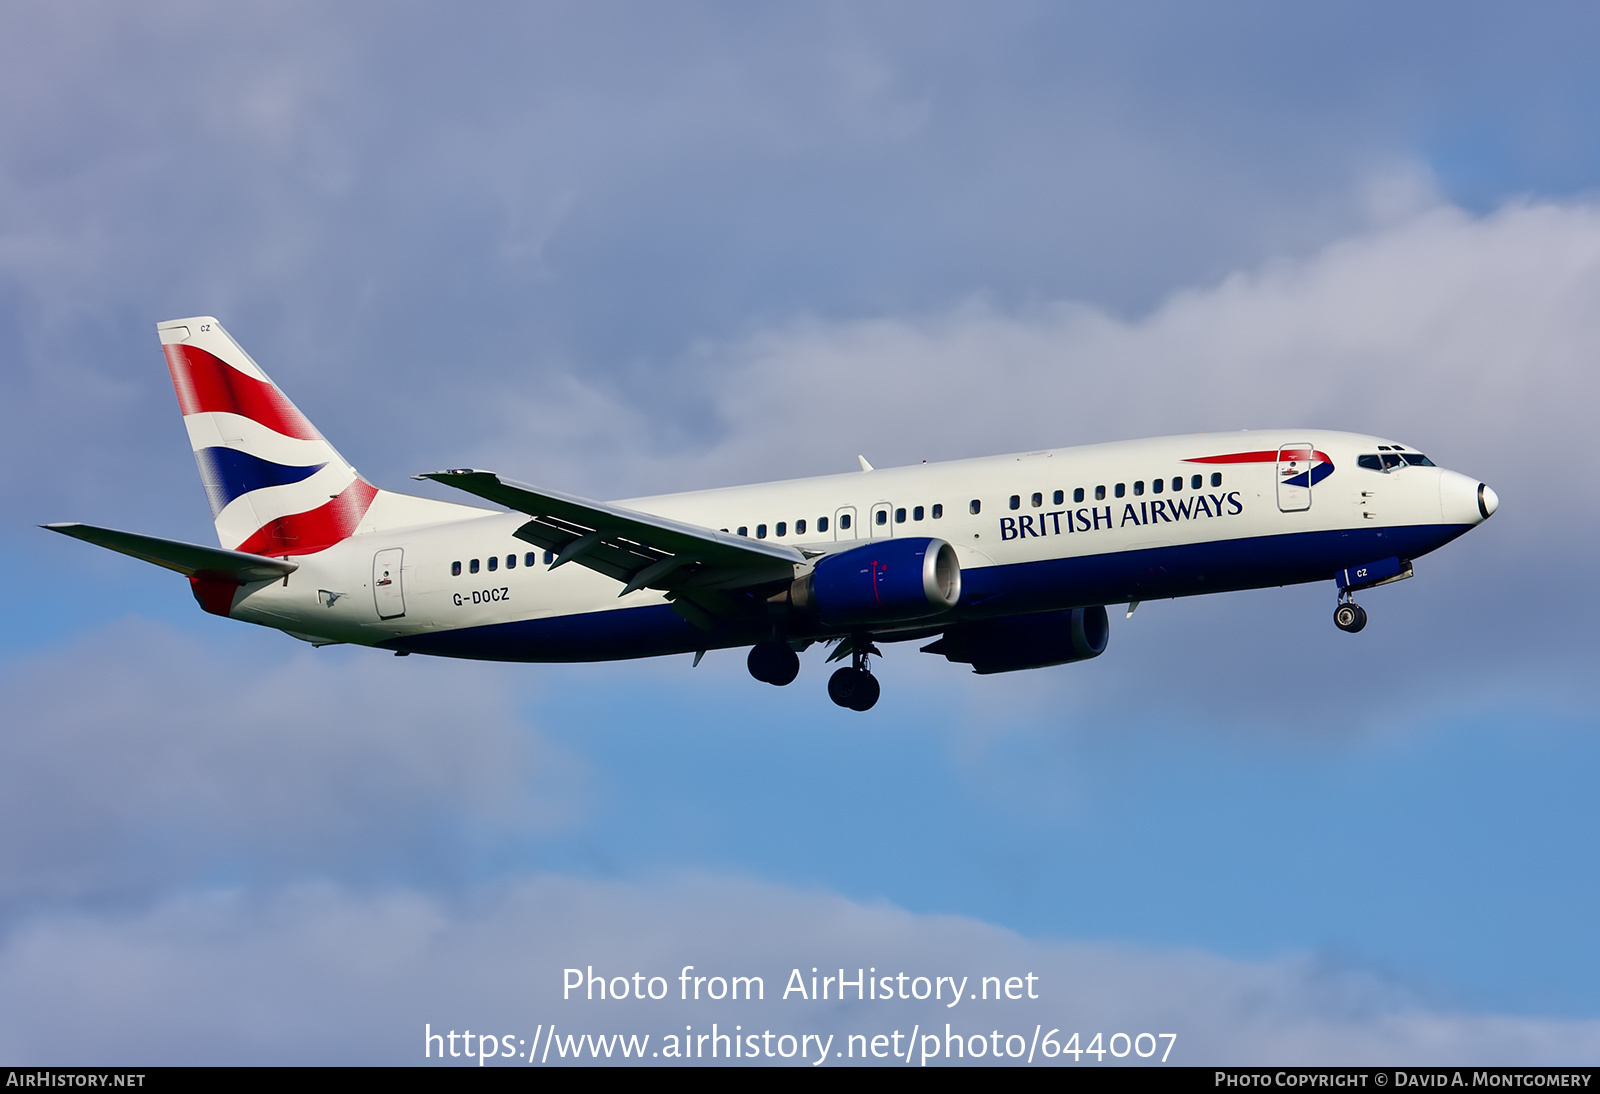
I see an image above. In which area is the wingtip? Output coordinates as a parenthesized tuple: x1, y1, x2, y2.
(414, 468, 487, 481)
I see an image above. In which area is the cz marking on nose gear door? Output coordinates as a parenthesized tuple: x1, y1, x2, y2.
(1276, 445, 1313, 512)
(373, 547, 406, 619)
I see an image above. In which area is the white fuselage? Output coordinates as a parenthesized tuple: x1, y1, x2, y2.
(222, 429, 1490, 662)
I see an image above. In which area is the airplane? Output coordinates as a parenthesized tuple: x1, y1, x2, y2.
(46, 317, 1498, 711)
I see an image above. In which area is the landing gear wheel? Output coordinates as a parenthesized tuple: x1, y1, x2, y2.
(1334, 603, 1368, 633)
(828, 667, 880, 711)
(747, 641, 800, 686)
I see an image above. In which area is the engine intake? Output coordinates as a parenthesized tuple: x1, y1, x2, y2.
(922, 606, 1109, 674)
(791, 537, 961, 627)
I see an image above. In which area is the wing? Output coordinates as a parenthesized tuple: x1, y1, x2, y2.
(43, 522, 298, 582)
(416, 470, 807, 602)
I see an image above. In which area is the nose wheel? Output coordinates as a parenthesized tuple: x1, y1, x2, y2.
(1334, 598, 1368, 633)
(827, 634, 882, 711)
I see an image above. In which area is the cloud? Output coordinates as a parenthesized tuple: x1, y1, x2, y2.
(556, 197, 1600, 495)
(2, 873, 1596, 1065)
(12, 4, 1578, 528)
(0, 619, 582, 911)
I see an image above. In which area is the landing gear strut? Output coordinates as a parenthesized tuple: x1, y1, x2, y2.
(827, 635, 881, 711)
(747, 641, 800, 686)
(1334, 592, 1368, 634)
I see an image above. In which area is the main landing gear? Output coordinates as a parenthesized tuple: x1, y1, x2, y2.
(747, 640, 801, 686)
(1334, 593, 1368, 634)
(747, 634, 883, 710)
(827, 635, 881, 712)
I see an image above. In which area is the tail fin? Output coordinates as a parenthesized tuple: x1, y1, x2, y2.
(159, 317, 378, 555)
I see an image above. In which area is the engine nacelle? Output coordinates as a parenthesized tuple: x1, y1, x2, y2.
(921, 606, 1109, 674)
(791, 537, 961, 627)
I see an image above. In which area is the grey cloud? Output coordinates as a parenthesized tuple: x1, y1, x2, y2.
(13, 3, 1598, 528)
(1, 873, 1595, 1064)
(0, 619, 583, 911)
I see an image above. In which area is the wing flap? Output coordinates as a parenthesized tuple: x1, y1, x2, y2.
(44, 523, 298, 582)
(418, 469, 803, 596)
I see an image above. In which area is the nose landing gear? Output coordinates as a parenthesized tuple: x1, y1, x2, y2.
(1334, 594, 1368, 633)
(827, 634, 882, 711)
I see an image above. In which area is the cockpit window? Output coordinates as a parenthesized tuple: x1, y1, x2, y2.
(1361, 451, 1435, 471)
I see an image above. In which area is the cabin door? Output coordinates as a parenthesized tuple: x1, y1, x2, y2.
(1276, 445, 1314, 512)
(373, 548, 406, 619)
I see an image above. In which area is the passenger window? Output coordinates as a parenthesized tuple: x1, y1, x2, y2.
(1074, 488, 1085, 503)
(451, 561, 462, 577)
(1358, 454, 1383, 471)
(1095, 486, 1106, 501)
(1173, 477, 1183, 492)
(875, 510, 887, 526)
(756, 524, 767, 539)
(969, 500, 981, 515)
(738, 526, 748, 537)
(931, 504, 943, 519)
(506, 554, 516, 569)
(1210, 473, 1222, 487)
(470, 559, 480, 574)
(1190, 475, 1202, 490)
(487, 556, 498, 572)
(1115, 483, 1126, 498)
(1009, 495, 1020, 510)
(525, 553, 537, 568)
(776, 522, 786, 537)
(544, 551, 554, 565)
(913, 506, 924, 521)
(796, 519, 806, 535)
(1133, 481, 1144, 496)
(1031, 492, 1042, 508)
(819, 516, 829, 532)
(1053, 490, 1064, 505)
(895, 508, 906, 523)
(1152, 477, 1163, 494)
(840, 513, 851, 529)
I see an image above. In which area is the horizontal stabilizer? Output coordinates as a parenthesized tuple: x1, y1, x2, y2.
(417, 469, 805, 595)
(43, 523, 298, 582)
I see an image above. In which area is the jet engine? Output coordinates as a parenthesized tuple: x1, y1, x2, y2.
(921, 606, 1109, 674)
(789, 537, 961, 627)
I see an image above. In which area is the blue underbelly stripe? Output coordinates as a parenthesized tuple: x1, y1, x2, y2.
(386, 523, 1473, 663)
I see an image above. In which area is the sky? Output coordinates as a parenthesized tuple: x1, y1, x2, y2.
(3, 0, 1600, 1066)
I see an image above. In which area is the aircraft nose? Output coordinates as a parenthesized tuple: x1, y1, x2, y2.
(1477, 483, 1499, 520)
(1439, 470, 1495, 525)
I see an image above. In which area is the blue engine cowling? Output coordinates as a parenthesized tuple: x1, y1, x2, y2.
(792, 537, 961, 627)
(920, 606, 1109, 674)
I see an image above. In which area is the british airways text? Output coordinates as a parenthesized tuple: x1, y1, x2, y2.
(999, 492, 1244, 541)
